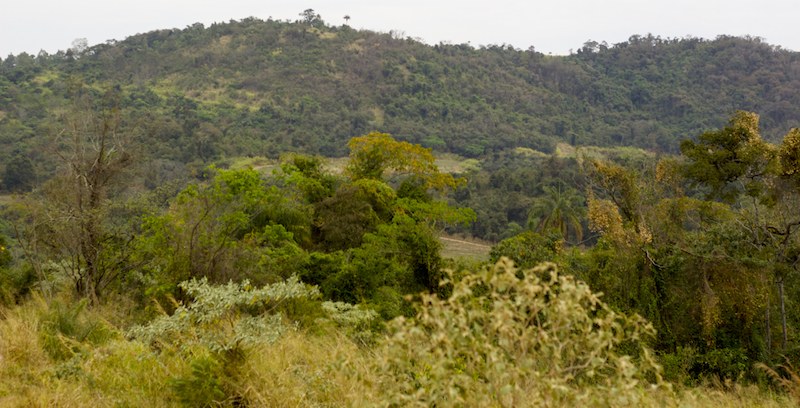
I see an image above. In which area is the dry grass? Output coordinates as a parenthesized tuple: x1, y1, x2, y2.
(237, 329, 376, 407)
(675, 384, 793, 407)
(0, 294, 795, 407)
(757, 359, 800, 405)
(434, 154, 481, 174)
(439, 235, 492, 260)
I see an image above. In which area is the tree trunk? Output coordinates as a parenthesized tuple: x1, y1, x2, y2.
(765, 294, 771, 355)
(779, 278, 788, 350)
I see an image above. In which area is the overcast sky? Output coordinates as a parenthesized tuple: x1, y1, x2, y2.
(2, 0, 799, 58)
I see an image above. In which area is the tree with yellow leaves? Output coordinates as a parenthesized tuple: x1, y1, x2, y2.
(346, 132, 461, 192)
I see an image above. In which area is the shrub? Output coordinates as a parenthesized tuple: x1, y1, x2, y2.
(375, 258, 666, 407)
(128, 276, 318, 353)
(128, 276, 319, 406)
(321, 301, 381, 346)
(490, 231, 563, 269)
(660, 346, 699, 386)
(38, 297, 117, 362)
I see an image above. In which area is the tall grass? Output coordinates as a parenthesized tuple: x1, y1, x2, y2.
(0, 263, 796, 407)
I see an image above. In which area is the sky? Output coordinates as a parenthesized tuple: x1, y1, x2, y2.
(2, 0, 799, 58)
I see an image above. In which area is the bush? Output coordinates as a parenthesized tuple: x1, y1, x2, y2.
(128, 276, 318, 353)
(38, 297, 117, 362)
(660, 346, 699, 386)
(490, 231, 563, 269)
(128, 276, 320, 406)
(375, 258, 666, 407)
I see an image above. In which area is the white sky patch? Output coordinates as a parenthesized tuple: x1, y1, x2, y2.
(2, 0, 798, 57)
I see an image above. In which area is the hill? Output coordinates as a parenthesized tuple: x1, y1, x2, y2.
(1, 16, 799, 181)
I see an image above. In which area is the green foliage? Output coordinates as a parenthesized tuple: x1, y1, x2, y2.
(4, 23, 800, 399)
(170, 351, 230, 407)
(320, 301, 381, 345)
(38, 297, 117, 361)
(0, 234, 29, 305)
(695, 348, 750, 381)
(451, 151, 586, 241)
(136, 167, 312, 287)
(278, 153, 337, 204)
(490, 230, 563, 269)
(375, 258, 665, 406)
(660, 346, 700, 386)
(680, 111, 776, 202)
(779, 128, 800, 185)
(527, 183, 586, 243)
(0, 265, 38, 306)
(2, 24, 800, 171)
(2, 153, 36, 192)
(313, 184, 383, 251)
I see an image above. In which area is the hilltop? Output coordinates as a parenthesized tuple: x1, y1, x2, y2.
(1, 16, 798, 173)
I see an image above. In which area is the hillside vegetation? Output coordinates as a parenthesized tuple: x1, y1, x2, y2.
(1, 16, 799, 174)
(1, 11, 800, 407)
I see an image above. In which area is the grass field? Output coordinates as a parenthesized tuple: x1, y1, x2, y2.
(439, 235, 492, 261)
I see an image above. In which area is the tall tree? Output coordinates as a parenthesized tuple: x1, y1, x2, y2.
(29, 86, 134, 303)
(680, 112, 800, 352)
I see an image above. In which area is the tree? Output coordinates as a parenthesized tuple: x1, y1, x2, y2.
(137, 167, 311, 288)
(3, 152, 36, 192)
(27, 87, 134, 303)
(680, 111, 775, 203)
(680, 112, 800, 352)
(527, 183, 585, 243)
(299, 9, 323, 27)
(346, 132, 460, 192)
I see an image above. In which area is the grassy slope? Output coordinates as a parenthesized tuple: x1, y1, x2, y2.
(0, 297, 793, 407)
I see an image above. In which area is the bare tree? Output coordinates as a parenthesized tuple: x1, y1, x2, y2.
(27, 86, 135, 303)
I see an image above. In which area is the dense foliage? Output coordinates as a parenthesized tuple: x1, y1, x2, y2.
(1, 17, 799, 187)
(1, 11, 800, 406)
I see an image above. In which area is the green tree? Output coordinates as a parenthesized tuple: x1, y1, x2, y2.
(680, 111, 775, 203)
(527, 183, 585, 243)
(299, 9, 323, 27)
(2, 153, 36, 192)
(137, 167, 311, 289)
(679, 112, 800, 353)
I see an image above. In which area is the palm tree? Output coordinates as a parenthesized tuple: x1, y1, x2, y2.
(527, 184, 586, 243)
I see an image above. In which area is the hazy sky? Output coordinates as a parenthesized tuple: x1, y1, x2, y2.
(2, 0, 799, 58)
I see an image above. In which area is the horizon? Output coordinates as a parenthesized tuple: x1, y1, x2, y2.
(2, 1, 798, 58)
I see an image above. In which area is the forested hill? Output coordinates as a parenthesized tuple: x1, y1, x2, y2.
(1, 16, 799, 165)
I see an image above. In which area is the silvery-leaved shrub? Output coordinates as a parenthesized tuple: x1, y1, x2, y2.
(128, 276, 318, 353)
(321, 301, 381, 346)
(375, 258, 666, 407)
(128, 276, 319, 406)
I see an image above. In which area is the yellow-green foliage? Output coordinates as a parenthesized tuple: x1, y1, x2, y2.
(0, 269, 796, 407)
(346, 132, 461, 191)
(0, 303, 51, 404)
(757, 359, 800, 405)
(234, 330, 375, 407)
(374, 258, 666, 407)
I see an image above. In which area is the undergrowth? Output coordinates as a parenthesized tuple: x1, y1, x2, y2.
(0, 262, 796, 407)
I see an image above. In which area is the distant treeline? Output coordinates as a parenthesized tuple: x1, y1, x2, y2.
(1, 17, 799, 174)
